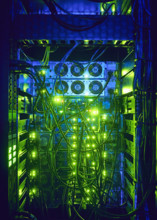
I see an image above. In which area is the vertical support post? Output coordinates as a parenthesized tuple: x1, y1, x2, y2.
(150, 0, 157, 217)
(0, 0, 10, 218)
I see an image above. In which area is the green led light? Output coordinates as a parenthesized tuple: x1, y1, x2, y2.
(13, 151, 16, 157)
(102, 114, 107, 120)
(9, 154, 12, 160)
(13, 158, 16, 164)
(86, 153, 90, 158)
(103, 170, 106, 176)
(115, 88, 119, 94)
(87, 189, 90, 193)
(41, 89, 46, 93)
(72, 143, 77, 148)
(92, 126, 96, 130)
(92, 162, 95, 166)
(59, 110, 63, 113)
(32, 151, 36, 158)
(9, 147, 12, 153)
(72, 171, 76, 175)
(92, 109, 99, 115)
(72, 135, 76, 140)
(92, 136, 96, 139)
(103, 133, 107, 139)
(86, 197, 90, 201)
(87, 144, 90, 147)
(32, 188, 37, 194)
(92, 144, 95, 148)
(42, 70, 46, 75)
(88, 99, 93, 102)
(72, 162, 76, 166)
(30, 114, 33, 120)
(103, 152, 107, 158)
(73, 126, 77, 130)
(54, 96, 62, 103)
(30, 132, 36, 139)
(87, 136, 90, 139)
(73, 118, 76, 121)
(30, 170, 36, 177)
(87, 118, 90, 121)
(92, 118, 95, 121)
(72, 153, 76, 158)
(32, 132, 36, 138)
(29, 188, 38, 196)
(9, 161, 12, 167)
(84, 40, 89, 45)
(40, 70, 46, 75)
(13, 145, 16, 151)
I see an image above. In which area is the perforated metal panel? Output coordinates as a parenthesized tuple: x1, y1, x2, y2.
(32, 61, 117, 96)
(14, 15, 134, 40)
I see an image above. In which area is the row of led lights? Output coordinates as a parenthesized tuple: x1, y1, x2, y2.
(8, 145, 16, 167)
(28, 132, 38, 198)
(71, 140, 107, 174)
(71, 149, 107, 158)
(18, 149, 37, 198)
(19, 153, 38, 197)
(72, 133, 106, 140)
(29, 150, 38, 197)
(45, 97, 101, 115)
(17, 133, 37, 198)
(47, 98, 108, 121)
(71, 150, 107, 203)
(72, 125, 97, 131)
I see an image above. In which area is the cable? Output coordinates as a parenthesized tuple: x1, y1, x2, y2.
(52, 41, 80, 95)
(142, 0, 152, 16)
(73, 206, 85, 220)
(22, 25, 153, 218)
(45, 1, 115, 32)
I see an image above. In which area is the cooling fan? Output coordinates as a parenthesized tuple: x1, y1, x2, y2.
(71, 63, 84, 76)
(55, 81, 69, 94)
(71, 81, 85, 94)
(54, 63, 68, 76)
(89, 81, 103, 94)
(88, 63, 102, 77)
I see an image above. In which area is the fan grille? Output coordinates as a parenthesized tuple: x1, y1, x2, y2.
(88, 63, 102, 77)
(55, 81, 69, 94)
(89, 81, 103, 94)
(71, 81, 85, 94)
(54, 63, 68, 76)
(71, 63, 84, 76)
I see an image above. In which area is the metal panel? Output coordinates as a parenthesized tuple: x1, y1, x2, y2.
(13, 15, 134, 40)
(56, 0, 100, 15)
(30, 61, 117, 96)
